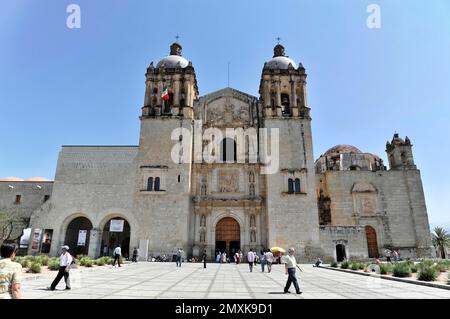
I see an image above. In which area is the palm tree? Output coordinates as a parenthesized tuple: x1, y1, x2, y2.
(432, 227, 450, 259)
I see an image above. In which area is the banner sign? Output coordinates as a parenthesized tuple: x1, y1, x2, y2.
(109, 219, 124, 232)
(77, 230, 87, 246)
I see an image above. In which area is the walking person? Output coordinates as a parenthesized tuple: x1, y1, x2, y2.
(203, 250, 207, 269)
(216, 252, 221, 263)
(113, 245, 122, 267)
(283, 247, 302, 294)
(265, 249, 274, 273)
(132, 247, 139, 263)
(247, 249, 256, 272)
(0, 243, 22, 299)
(393, 249, 399, 262)
(49, 245, 72, 291)
(260, 250, 266, 272)
(176, 248, 183, 267)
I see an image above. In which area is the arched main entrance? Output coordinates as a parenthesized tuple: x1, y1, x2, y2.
(101, 218, 131, 258)
(365, 225, 379, 258)
(64, 217, 93, 256)
(215, 217, 240, 260)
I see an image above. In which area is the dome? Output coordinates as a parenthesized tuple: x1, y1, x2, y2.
(156, 42, 190, 69)
(265, 56, 298, 70)
(324, 144, 362, 156)
(264, 43, 298, 70)
(0, 177, 24, 182)
(157, 55, 189, 68)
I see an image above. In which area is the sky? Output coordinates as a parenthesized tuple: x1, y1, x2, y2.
(0, 0, 449, 230)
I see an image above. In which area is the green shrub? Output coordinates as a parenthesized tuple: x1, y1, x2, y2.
(340, 261, 350, 269)
(380, 263, 393, 275)
(84, 259, 94, 267)
(418, 265, 438, 281)
(48, 260, 60, 271)
(358, 263, 366, 270)
(421, 259, 434, 268)
(410, 263, 419, 273)
(79, 256, 92, 266)
(39, 255, 49, 266)
(330, 261, 338, 268)
(351, 263, 359, 271)
(28, 263, 42, 273)
(435, 261, 450, 273)
(393, 262, 411, 278)
(95, 258, 105, 266)
(19, 259, 30, 269)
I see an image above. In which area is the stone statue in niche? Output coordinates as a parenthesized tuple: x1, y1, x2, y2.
(200, 230, 205, 243)
(200, 215, 206, 227)
(250, 230, 256, 242)
(250, 215, 255, 227)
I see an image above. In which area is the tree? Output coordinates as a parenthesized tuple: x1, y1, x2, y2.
(432, 227, 450, 259)
(0, 207, 28, 247)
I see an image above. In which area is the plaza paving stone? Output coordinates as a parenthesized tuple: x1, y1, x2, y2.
(21, 262, 450, 299)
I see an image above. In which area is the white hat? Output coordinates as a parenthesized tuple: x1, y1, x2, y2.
(61, 245, 69, 250)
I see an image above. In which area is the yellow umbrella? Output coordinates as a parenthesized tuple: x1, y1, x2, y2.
(270, 247, 286, 255)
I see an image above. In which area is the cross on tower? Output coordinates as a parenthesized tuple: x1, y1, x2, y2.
(276, 37, 281, 44)
(175, 34, 180, 43)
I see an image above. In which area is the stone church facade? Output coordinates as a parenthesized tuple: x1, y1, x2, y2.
(2, 42, 434, 261)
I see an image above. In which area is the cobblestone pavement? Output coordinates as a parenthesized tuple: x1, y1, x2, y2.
(21, 262, 450, 299)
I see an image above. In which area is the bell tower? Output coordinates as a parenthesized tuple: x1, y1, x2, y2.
(133, 42, 198, 259)
(259, 43, 322, 261)
(142, 42, 198, 119)
(259, 43, 310, 119)
(386, 133, 416, 170)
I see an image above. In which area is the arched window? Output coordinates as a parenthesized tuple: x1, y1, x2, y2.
(281, 93, 291, 116)
(222, 138, 237, 162)
(147, 177, 153, 191)
(294, 178, 301, 193)
(154, 177, 160, 191)
(288, 178, 294, 194)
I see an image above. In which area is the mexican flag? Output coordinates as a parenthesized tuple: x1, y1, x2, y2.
(161, 86, 170, 101)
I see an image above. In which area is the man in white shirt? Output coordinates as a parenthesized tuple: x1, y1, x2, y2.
(247, 249, 256, 272)
(283, 247, 302, 294)
(265, 249, 274, 273)
(49, 245, 72, 291)
(113, 245, 122, 267)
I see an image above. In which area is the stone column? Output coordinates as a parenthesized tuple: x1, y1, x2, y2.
(276, 80, 281, 107)
(264, 80, 270, 107)
(301, 80, 308, 107)
(291, 79, 299, 116)
(88, 228, 102, 258)
(174, 78, 180, 106)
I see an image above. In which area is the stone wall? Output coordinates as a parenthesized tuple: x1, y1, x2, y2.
(319, 226, 368, 261)
(316, 169, 434, 258)
(29, 146, 138, 257)
(0, 181, 53, 239)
